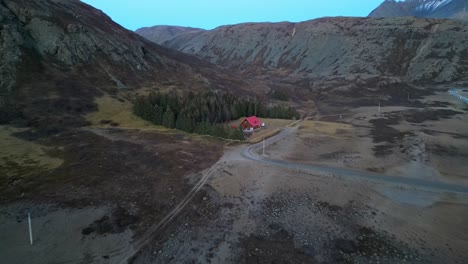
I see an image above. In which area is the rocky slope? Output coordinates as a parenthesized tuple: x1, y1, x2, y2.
(0, 0, 250, 128)
(136, 25, 204, 45)
(140, 17, 468, 84)
(369, 0, 468, 20)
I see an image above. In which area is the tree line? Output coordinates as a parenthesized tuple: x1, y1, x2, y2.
(133, 91, 300, 139)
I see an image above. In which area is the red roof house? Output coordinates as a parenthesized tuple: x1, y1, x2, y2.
(241, 116, 262, 130)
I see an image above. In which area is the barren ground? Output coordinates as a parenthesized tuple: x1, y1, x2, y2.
(0, 126, 223, 263)
(128, 89, 468, 263)
(1, 88, 468, 263)
(131, 145, 468, 263)
(267, 91, 468, 185)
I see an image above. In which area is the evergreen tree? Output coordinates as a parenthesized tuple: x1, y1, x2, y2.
(230, 104, 238, 120)
(134, 90, 300, 139)
(162, 107, 175, 128)
(154, 105, 164, 125)
(134, 97, 154, 121)
(247, 102, 254, 116)
(176, 112, 194, 132)
(195, 121, 210, 135)
(228, 126, 245, 140)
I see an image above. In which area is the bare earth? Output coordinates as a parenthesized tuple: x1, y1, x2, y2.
(132, 141, 468, 263)
(129, 91, 468, 263)
(1, 90, 468, 263)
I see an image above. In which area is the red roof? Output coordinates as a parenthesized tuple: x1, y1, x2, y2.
(245, 116, 261, 127)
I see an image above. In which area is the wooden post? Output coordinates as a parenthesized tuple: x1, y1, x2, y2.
(263, 138, 265, 156)
(28, 212, 33, 245)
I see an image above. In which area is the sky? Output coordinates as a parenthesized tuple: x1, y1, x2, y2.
(81, 0, 382, 31)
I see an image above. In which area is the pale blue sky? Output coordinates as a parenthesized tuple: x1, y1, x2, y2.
(82, 0, 382, 31)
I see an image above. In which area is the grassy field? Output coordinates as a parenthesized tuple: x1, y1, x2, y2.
(299, 120, 353, 136)
(87, 100, 298, 142)
(85, 95, 170, 131)
(0, 126, 63, 180)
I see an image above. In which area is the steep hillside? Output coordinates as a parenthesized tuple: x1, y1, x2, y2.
(0, 0, 250, 128)
(369, 0, 468, 20)
(136, 25, 204, 45)
(147, 17, 468, 84)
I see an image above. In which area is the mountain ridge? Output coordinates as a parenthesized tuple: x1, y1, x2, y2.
(0, 0, 253, 128)
(369, 0, 468, 19)
(135, 25, 205, 45)
(137, 17, 468, 85)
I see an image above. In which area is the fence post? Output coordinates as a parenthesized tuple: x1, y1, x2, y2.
(28, 212, 33, 245)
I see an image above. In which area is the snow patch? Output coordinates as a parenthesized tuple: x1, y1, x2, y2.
(393, 0, 454, 12)
(414, 0, 454, 12)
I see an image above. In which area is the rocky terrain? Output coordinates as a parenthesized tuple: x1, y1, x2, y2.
(0, 1, 258, 262)
(135, 25, 204, 45)
(137, 17, 468, 86)
(1, 0, 468, 263)
(129, 129, 468, 264)
(369, 0, 468, 20)
(0, 0, 255, 129)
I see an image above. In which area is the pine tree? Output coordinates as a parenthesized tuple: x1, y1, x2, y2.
(133, 97, 155, 122)
(176, 112, 194, 132)
(195, 121, 210, 135)
(247, 102, 254, 116)
(154, 105, 164, 125)
(162, 107, 175, 128)
(230, 104, 238, 120)
(134, 90, 300, 139)
(228, 126, 244, 140)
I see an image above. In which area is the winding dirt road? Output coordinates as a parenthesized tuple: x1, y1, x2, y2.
(242, 126, 468, 195)
(118, 163, 222, 264)
(122, 122, 468, 262)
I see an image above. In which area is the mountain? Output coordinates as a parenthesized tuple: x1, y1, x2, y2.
(0, 0, 250, 128)
(138, 17, 468, 84)
(136, 26, 204, 45)
(369, 0, 468, 20)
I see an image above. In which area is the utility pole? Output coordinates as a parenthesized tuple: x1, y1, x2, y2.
(263, 138, 265, 156)
(378, 101, 381, 114)
(28, 212, 33, 245)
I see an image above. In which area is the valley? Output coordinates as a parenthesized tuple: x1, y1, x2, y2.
(127, 86, 468, 263)
(2, 84, 467, 263)
(1, 0, 468, 263)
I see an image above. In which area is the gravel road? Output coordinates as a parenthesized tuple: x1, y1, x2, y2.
(242, 126, 468, 195)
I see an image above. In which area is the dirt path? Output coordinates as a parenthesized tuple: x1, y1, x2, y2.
(52, 159, 224, 264)
(242, 126, 468, 195)
(130, 135, 468, 263)
(120, 159, 225, 263)
(118, 119, 467, 262)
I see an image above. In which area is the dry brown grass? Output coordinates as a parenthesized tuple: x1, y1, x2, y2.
(249, 129, 282, 143)
(85, 95, 170, 131)
(299, 121, 353, 136)
(250, 118, 296, 142)
(0, 126, 63, 178)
